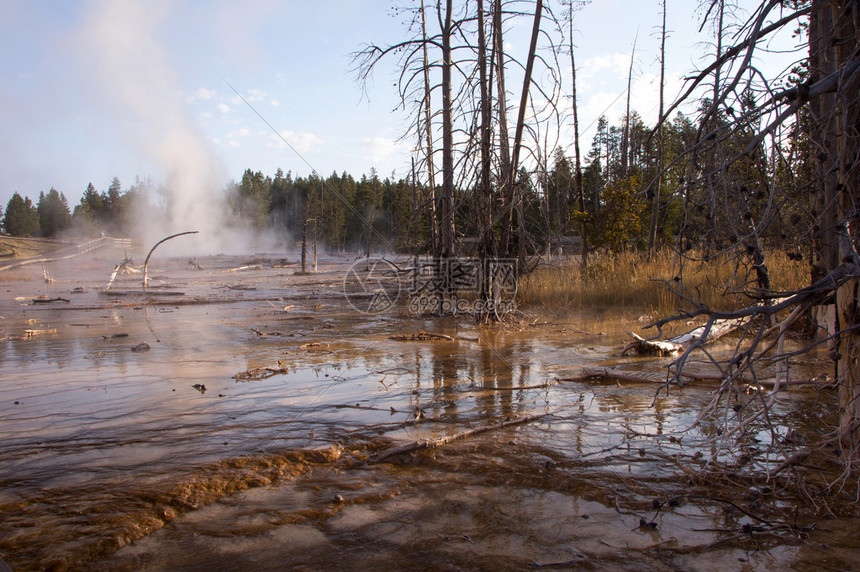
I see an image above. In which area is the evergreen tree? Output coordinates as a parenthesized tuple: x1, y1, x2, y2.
(37, 188, 72, 237)
(235, 169, 271, 230)
(597, 174, 644, 252)
(269, 168, 293, 236)
(106, 177, 122, 215)
(80, 183, 104, 219)
(3, 192, 40, 237)
(546, 148, 573, 239)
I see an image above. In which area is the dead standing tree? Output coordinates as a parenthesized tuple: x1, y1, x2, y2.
(649, 0, 860, 478)
(353, 0, 562, 320)
(561, 0, 591, 270)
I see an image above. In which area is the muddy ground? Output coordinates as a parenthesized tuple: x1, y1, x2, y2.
(0, 244, 857, 571)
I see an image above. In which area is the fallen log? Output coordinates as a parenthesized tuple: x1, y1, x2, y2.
(675, 370, 834, 389)
(558, 368, 834, 390)
(622, 316, 751, 357)
(372, 412, 548, 463)
(31, 297, 70, 304)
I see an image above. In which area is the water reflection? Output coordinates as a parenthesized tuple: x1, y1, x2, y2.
(0, 256, 850, 570)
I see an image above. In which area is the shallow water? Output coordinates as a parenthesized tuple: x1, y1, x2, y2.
(0, 251, 856, 570)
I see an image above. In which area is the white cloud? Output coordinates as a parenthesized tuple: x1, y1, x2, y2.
(217, 103, 231, 113)
(228, 140, 241, 148)
(361, 136, 405, 164)
(268, 130, 323, 153)
(226, 127, 251, 138)
(245, 88, 266, 102)
(581, 53, 631, 79)
(270, 98, 280, 107)
(186, 87, 217, 103)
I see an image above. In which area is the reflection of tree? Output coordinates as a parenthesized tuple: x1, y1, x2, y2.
(429, 336, 462, 420)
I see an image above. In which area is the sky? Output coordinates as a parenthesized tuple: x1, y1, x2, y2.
(0, 0, 803, 213)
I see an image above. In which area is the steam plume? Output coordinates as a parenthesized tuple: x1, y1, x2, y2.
(78, 0, 227, 253)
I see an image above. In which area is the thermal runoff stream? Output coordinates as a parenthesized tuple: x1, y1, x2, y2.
(0, 249, 856, 571)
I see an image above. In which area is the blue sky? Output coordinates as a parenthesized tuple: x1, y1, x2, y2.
(0, 0, 802, 211)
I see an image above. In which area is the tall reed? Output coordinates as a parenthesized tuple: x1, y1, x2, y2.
(518, 249, 809, 315)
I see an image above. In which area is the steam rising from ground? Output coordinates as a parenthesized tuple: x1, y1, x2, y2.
(78, 0, 281, 255)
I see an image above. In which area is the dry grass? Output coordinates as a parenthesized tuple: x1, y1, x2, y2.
(519, 249, 809, 316)
(0, 236, 62, 259)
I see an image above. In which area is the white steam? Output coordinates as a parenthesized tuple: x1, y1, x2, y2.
(77, 0, 246, 254)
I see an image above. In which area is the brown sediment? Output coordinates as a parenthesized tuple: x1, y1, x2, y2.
(0, 447, 353, 571)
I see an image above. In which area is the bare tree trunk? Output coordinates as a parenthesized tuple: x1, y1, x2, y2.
(568, 10, 588, 270)
(648, 0, 667, 255)
(806, 0, 860, 454)
(439, 0, 455, 259)
(509, 0, 542, 180)
(509, 0, 543, 263)
(475, 0, 496, 321)
(477, 0, 493, 258)
(830, 1, 860, 454)
(420, 0, 438, 255)
(301, 214, 307, 273)
(494, 0, 514, 256)
(620, 34, 637, 179)
(810, 3, 840, 281)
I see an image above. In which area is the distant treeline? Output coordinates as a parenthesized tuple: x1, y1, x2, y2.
(0, 109, 806, 256)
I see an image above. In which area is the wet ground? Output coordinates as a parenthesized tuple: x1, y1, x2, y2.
(0, 248, 857, 571)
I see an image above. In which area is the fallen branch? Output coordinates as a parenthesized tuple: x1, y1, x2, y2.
(20, 328, 57, 340)
(465, 382, 556, 391)
(104, 257, 139, 290)
(234, 362, 289, 381)
(561, 368, 833, 390)
(559, 369, 665, 384)
(98, 290, 186, 297)
(675, 370, 834, 389)
(31, 297, 70, 304)
(250, 328, 283, 337)
(389, 331, 455, 342)
(372, 412, 548, 463)
(223, 264, 263, 273)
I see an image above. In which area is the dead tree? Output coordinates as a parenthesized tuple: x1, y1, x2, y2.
(649, 0, 860, 471)
(562, 0, 590, 270)
(419, 0, 439, 254)
(354, 0, 562, 319)
(647, 0, 667, 255)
